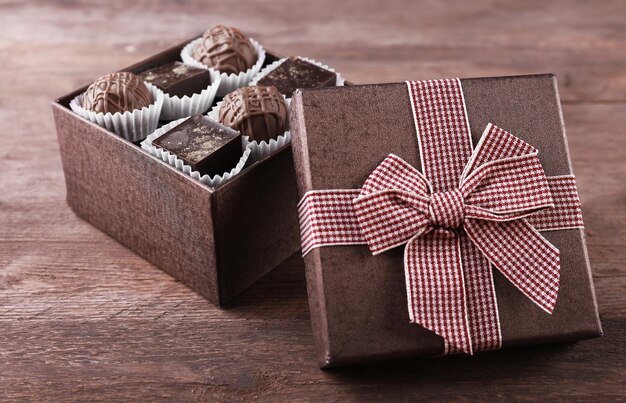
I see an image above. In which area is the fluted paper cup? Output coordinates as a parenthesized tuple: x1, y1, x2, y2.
(69, 82, 164, 142)
(207, 99, 291, 164)
(181, 37, 266, 96)
(160, 75, 222, 120)
(141, 117, 251, 188)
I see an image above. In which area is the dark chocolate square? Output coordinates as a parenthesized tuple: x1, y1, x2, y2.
(139, 61, 212, 98)
(153, 115, 242, 177)
(257, 57, 336, 97)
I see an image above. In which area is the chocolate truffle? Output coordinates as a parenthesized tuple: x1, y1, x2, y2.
(192, 25, 257, 75)
(153, 115, 242, 177)
(257, 57, 337, 97)
(218, 86, 288, 142)
(81, 72, 153, 114)
(139, 61, 212, 98)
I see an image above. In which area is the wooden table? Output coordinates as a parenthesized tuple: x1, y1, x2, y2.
(1, 1, 624, 400)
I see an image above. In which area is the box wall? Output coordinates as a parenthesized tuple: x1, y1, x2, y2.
(213, 146, 301, 304)
(290, 95, 331, 366)
(53, 103, 220, 302)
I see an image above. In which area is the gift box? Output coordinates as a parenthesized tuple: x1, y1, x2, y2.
(51, 37, 302, 306)
(290, 74, 602, 367)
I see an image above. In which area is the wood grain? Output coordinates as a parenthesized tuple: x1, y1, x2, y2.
(1, 0, 624, 401)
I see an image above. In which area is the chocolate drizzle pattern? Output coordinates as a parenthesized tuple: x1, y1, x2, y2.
(192, 25, 257, 75)
(218, 86, 288, 142)
(81, 72, 153, 114)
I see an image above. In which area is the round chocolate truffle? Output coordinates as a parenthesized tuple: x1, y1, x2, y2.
(218, 86, 288, 142)
(81, 72, 153, 114)
(192, 25, 257, 75)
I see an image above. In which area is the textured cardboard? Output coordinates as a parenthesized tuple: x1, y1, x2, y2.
(290, 75, 602, 367)
(52, 38, 301, 306)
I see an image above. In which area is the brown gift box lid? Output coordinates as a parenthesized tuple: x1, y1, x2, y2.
(289, 74, 602, 368)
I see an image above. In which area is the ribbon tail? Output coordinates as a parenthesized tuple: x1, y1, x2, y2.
(527, 175, 584, 231)
(404, 229, 473, 354)
(459, 232, 502, 352)
(464, 219, 560, 313)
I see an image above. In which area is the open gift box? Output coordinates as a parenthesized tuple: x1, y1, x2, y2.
(51, 37, 305, 306)
(290, 74, 602, 367)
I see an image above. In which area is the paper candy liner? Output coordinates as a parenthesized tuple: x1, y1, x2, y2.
(249, 56, 346, 97)
(244, 130, 291, 163)
(207, 100, 291, 164)
(160, 75, 222, 120)
(69, 82, 164, 143)
(141, 117, 251, 188)
(180, 37, 266, 96)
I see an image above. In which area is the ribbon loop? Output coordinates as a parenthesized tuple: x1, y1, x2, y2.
(352, 189, 430, 254)
(360, 154, 431, 196)
(405, 229, 473, 355)
(461, 123, 539, 181)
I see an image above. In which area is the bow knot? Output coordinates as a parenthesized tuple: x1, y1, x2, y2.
(428, 189, 464, 229)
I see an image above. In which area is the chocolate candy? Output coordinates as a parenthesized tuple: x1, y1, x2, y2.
(218, 86, 288, 142)
(139, 61, 212, 98)
(81, 72, 153, 114)
(193, 25, 257, 75)
(153, 115, 242, 177)
(257, 57, 337, 97)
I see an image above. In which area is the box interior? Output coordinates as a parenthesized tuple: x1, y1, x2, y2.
(54, 38, 286, 194)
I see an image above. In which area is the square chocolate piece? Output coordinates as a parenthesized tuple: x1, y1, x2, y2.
(153, 115, 241, 177)
(257, 57, 337, 97)
(139, 61, 212, 98)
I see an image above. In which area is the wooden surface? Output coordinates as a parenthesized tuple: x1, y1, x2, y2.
(1, 0, 625, 401)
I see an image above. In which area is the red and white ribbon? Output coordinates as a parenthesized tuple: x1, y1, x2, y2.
(298, 79, 584, 354)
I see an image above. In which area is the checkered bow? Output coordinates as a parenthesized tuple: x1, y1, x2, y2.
(298, 79, 584, 354)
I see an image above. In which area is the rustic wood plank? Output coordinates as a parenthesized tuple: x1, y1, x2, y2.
(0, 0, 624, 401)
(2, 0, 626, 102)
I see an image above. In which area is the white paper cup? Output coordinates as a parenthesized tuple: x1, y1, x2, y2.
(70, 82, 164, 142)
(207, 100, 291, 164)
(181, 37, 266, 96)
(160, 75, 222, 121)
(141, 117, 251, 188)
(249, 56, 346, 99)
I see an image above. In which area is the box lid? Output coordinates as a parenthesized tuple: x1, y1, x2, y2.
(289, 75, 602, 367)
